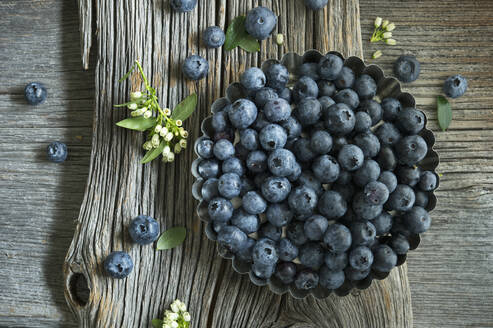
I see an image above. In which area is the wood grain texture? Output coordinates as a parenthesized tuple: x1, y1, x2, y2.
(61, 0, 413, 327)
(1, 0, 492, 327)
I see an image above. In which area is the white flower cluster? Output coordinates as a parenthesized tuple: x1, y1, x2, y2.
(129, 91, 154, 118)
(162, 299, 191, 328)
(373, 17, 397, 45)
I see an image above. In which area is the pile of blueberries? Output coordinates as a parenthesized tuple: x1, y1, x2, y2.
(193, 52, 438, 294)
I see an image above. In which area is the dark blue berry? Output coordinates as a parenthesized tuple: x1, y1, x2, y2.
(254, 87, 278, 108)
(213, 139, 235, 160)
(295, 269, 319, 290)
(24, 82, 47, 105)
(275, 262, 297, 284)
(381, 97, 402, 121)
(252, 111, 270, 131)
(394, 55, 420, 83)
(377, 146, 397, 171)
(288, 186, 318, 216)
(182, 55, 209, 80)
(337, 144, 364, 171)
(324, 103, 356, 135)
(310, 130, 333, 154)
(334, 67, 355, 89)
(246, 150, 267, 173)
(414, 191, 429, 208)
(218, 226, 248, 253)
(318, 96, 336, 117)
(278, 238, 298, 261)
(354, 132, 381, 158)
(241, 67, 266, 91)
(264, 98, 292, 122)
(357, 100, 382, 125)
(386, 184, 415, 212)
(312, 155, 340, 183)
(354, 111, 372, 133)
(278, 87, 291, 102)
(304, 215, 329, 241)
(345, 266, 370, 281)
(299, 242, 324, 269)
(395, 135, 428, 166)
(197, 159, 220, 179)
(266, 202, 294, 227)
(280, 116, 302, 140)
(350, 221, 377, 247)
(252, 238, 279, 265)
(251, 262, 276, 279)
(195, 137, 214, 158)
(239, 129, 259, 151)
(259, 222, 282, 241)
(228, 98, 258, 129)
(378, 171, 398, 193)
(231, 209, 259, 234)
(396, 108, 425, 135)
(170, 0, 197, 12)
(293, 76, 318, 103)
(390, 234, 410, 255)
(372, 244, 397, 272)
(353, 159, 381, 187)
(298, 63, 320, 80)
(201, 178, 219, 201)
(211, 111, 229, 132)
(265, 63, 289, 90)
(349, 246, 374, 270)
(236, 238, 256, 262)
(317, 80, 336, 97)
(208, 197, 234, 222)
(419, 171, 438, 191)
(218, 173, 242, 199)
(268, 148, 297, 177)
(242, 191, 267, 214)
(371, 212, 393, 235)
(396, 165, 421, 187)
(325, 251, 348, 271)
(47, 141, 68, 163)
(319, 266, 345, 290)
(304, 0, 328, 10)
(402, 206, 431, 233)
(298, 170, 324, 196)
(443, 74, 467, 98)
(333, 88, 359, 110)
(354, 74, 377, 99)
(318, 54, 343, 80)
(293, 138, 317, 162)
(222, 157, 245, 176)
(245, 6, 277, 40)
(261, 176, 291, 202)
(104, 251, 133, 279)
(323, 223, 352, 253)
(259, 124, 287, 151)
(352, 192, 383, 220)
(287, 220, 308, 246)
(318, 190, 347, 220)
(364, 181, 389, 206)
(375, 122, 401, 146)
(128, 215, 160, 245)
(295, 97, 322, 126)
(203, 26, 225, 48)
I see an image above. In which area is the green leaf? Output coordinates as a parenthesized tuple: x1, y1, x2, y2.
(118, 63, 137, 83)
(151, 319, 163, 328)
(141, 140, 165, 164)
(116, 116, 156, 131)
(224, 16, 260, 52)
(171, 93, 198, 121)
(437, 95, 452, 131)
(156, 227, 187, 250)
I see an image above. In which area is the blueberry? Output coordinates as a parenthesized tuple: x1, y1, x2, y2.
(304, 215, 329, 241)
(275, 262, 297, 284)
(208, 197, 234, 222)
(415, 191, 429, 208)
(217, 225, 248, 253)
(299, 242, 324, 269)
(213, 221, 227, 234)
(298, 63, 320, 80)
(228, 98, 258, 129)
(254, 88, 278, 109)
(354, 74, 377, 99)
(293, 138, 317, 162)
(332, 136, 349, 152)
(245, 6, 277, 40)
(372, 244, 397, 272)
(333, 88, 359, 110)
(381, 97, 402, 121)
(278, 238, 299, 261)
(128, 215, 160, 245)
(264, 98, 292, 122)
(337, 144, 364, 171)
(323, 223, 352, 253)
(363, 181, 389, 206)
(357, 100, 382, 125)
(319, 266, 345, 290)
(419, 171, 438, 191)
(396, 165, 421, 187)
(266, 149, 297, 178)
(203, 26, 225, 48)
(354, 111, 372, 133)
(47, 141, 68, 163)
(349, 246, 374, 270)
(395, 135, 428, 166)
(170, 0, 197, 12)
(375, 122, 401, 146)
(280, 116, 302, 140)
(318, 54, 344, 80)
(377, 146, 397, 171)
(295, 269, 319, 290)
(324, 103, 356, 135)
(354, 132, 381, 158)
(261, 176, 291, 203)
(295, 97, 322, 126)
(259, 124, 287, 151)
(371, 212, 393, 235)
(242, 191, 267, 214)
(394, 55, 420, 83)
(253, 238, 279, 265)
(288, 186, 318, 216)
(352, 192, 382, 220)
(304, 0, 328, 9)
(312, 155, 340, 183)
(218, 173, 242, 199)
(334, 67, 355, 89)
(197, 159, 220, 179)
(396, 108, 425, 135)
(24, 82, 47, 105)
(386, 184, 415, 212)
(324, 252, 348, 271)
(213, 139, 235, 160)
(344, 267, 370, 281)
(310, 130, 333, 154)
(211, 111, 230, 132)
(265, 63, 289, 90)
(251, 262, 276, 279)
(259, 223, 282, 241)
(236, 238, 256, 261)
(390, 234, 410, 255)
(230, 209, 259, 234)
(182, 55, 209, 80)
(213, 128, 235, 142)
(318, 96, 336, 117)
(240, 67, 266, 91)
(353, 160, 381, 187)
(278, 87, 291, 102)
(222, 157, 245, 176)
(443, 74, 467, 98)
(402, 206, 431, 233)
(252, 111, 270, 131)
(195, 137, 214, 158)
(286, 220, 308, 246)
(201, 178, 219, 201)
(246, 150, 268, 173)
(318, 80, 336, 97)
(104, 251, 133, 279)
(266, 202, 294, 227)
(298, 170, 324, 195)
(378, 171, 398, 193)
(318, 191, 347, 221)
(293, 76, 319, 103)
(239, 129, 258, 151)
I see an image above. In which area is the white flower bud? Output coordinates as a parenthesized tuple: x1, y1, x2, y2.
(165, 132, 174, 142)
(155, 125, 162, 133)
(167, 152, 175, 162)
(179, 139, 187, 148)
(130, 110, 139, 117)
(170, 321, 178, 328)
(170, 302, 180, 313)
(386, 38, 397, 45)
(143, 141, 152, 150)
(374, 17, 382, 28)
(128, 102, 138, 110)
(183, 312, 191, 322)
(386, 23, 395, 31)
(130, 91, 142, 100)
(144, 110, 152, 119)
(164, 108, 171, 116)
(175, 119, 183, 127)
(151, 134, 160, 147)
(135, 108, 145, 116)
(372, 50, 383, 59)
(163, 324, 171, 328)
(180, 129, 189, 138)
(163, 145, 171, 154)
(382, 20, 389, 28)
(276, 33, 284, 46)
(382, 32, 392, 39)
(178, 302, 187, 312)
(167, 312, 179, 321)
(174, 144, 182, 154)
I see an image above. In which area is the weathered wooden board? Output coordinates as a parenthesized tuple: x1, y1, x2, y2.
(61, 0, 415, 327)
(1, 0, 492, 327)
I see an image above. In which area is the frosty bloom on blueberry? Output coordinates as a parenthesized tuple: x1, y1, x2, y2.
(192, 51, 437, 295)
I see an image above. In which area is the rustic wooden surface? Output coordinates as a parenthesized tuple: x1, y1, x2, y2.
(0, 0, 492, 327)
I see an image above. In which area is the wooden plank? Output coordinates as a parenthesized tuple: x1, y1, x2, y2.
(62, 0, 414, 327)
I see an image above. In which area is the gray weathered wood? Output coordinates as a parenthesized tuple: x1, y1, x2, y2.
(61, 0, 414, 327)
(1, 0, 493, 327)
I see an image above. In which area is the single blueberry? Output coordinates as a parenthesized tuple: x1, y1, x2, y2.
(242, 191, 267, 214)
(261, 176, 291, 203)
(324, 103, 356, 135)
(353, 74, 377, 99)
(195, 137, 214, 159)
(218, 172, 242, 199)
(245, 6, 277, 40)
(252, 238, 279, 265)
(240, 67, 266, 91)
(266, 202, 294, 227)
(264, 63, 289, 90)
(352, 192, 383, 220)
(228, 98, 258, 129)
(396, 108, 425, 135)
(240, 128, 259, 151)
(182, 55, 209, 80)
(378, 171, 398, 193)
(211, 111, 230, 132)
(333, 88, 359, 110)
(371, 211, 393, 235)
(402, 206, 431, 233)
(318, 190, 347, 219)
(280, 116, 302, 140)
(170, 0, 197, 12)
(24, 82, 47, 105)
(288, 186, 318, 216)
(299, 242, 324, 269)
(208, 197, 234, 222)
(201, 178, 219, 202)
(128, 215, 160, 245)
(278, 87, 291, 102)
(394, 55, 420, 83)
(363, 181, 389, 206)
(318, 54, 343, 80)
(325, 251, 348, 271)
(375, 122, 401, 146)
(386, 184, 416, 212)
(217, 225, 248, 253)
(354, 132, 381, 158)
(286, 220, 308, 246)
(323, 223, 352, 253)
(104, 251, 133, 279)
(443, 74, 467, 98)
(415, 190, 429, 208)
(292, 76, 318, 103)
(356, 99, 382, 125)
(254, 87, 279, 108)
(395, 165, 421, 187)
(304, 215, 329, 241)
(213, 139, 235, 160)
(319, 266, 345, 290)
(275, 261, 297, 284)
(267, 148, 297, 177)
(354, 111, 372, 133)
(197, 159, 220, 179)
(202, 26, 225, 48)
(246, 150, 268, 173)
(304, 0, 328, 10)
(377, 146, 397, 171)
(312, 155, 340, 183)
(47, 141, 68, 163)
(293, 138, 317, 162)
(334, 66, 355, 89)
(294, 269, 319, 290)
(349, 246, 374, 270)
(251, 262, 276, 279)
(259, 223, 282, 241)
(419, 171, 438, 191)
(298, 62, 320, 80)
(259, 124, 287, 151)
(381, 97, 402, 121)
(353, 160, 381, 187)
(395, 135, 428, 166)
(344, 266, 370, 281)
(372, 244, 397, 272)
(222, 157, 245, 176)
(337, 144, 364, 171)
(390, 234, 410, 255)
(310, 130, 333, 154)
(317, 80, 336, 97)
(264, 98, 292, 122)
(278, 238, 299, 261)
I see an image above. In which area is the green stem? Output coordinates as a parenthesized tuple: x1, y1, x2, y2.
(135, 60, 169, 123)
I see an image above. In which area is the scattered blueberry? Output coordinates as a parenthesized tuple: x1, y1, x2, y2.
(213, 139, 235, 160)
(128, 215, 160, 245)
(24, 82, 47, 105)
(203, 26, 225, 49)
(195, 137, 214, 158)
(245, 6, 277, 40)
(261, 176, 291, 203)
(268, 148, 297, 177)
(394, 55, 420, 83)
(264, 98, 292, 122)
(259, 124, 288, 151)
(47, 141, 68, 163)
(396, 108, 425, 135)
(443, 74, 467, 98)
(183, 55, 209, 80)
(104, 251, 133, 279)
(304, 0, 328, 10)
(170, 0, 197, 12)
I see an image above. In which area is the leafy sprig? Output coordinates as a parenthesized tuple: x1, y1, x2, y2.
(370, 17, 396, 45)
(115, 60, 197, 164)
(224, 16, 260, 52)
